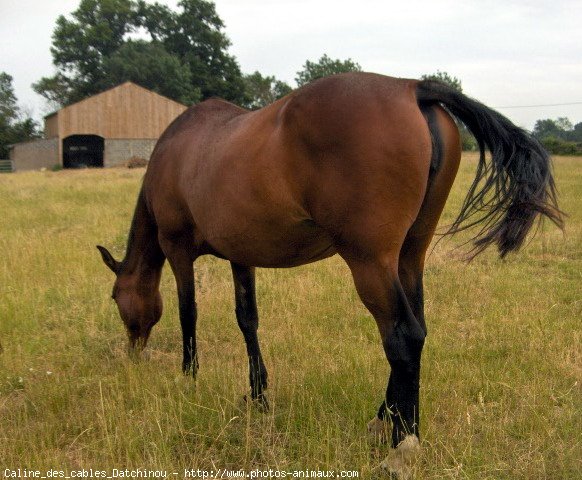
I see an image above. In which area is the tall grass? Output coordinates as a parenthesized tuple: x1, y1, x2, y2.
(0, 155, 580, 478)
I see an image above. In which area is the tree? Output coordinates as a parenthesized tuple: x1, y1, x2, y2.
(532, 117, 579, 142)
(243, 71, 292, 110)
(1, 72, 41, 158)
(32, 74, 75, 111)
(0, 72, 18, 123)
(34, 0, 247, 107)
(137, 0, 247, 104)
(34, 0, 139, 105)
(295, 54, 361, 87)
(533, 119, 562, 140)
(0, 73, 18, 158)
(555, 117, 573, 132)
(538, 136, 580, 155)
(104, 40, 200, 105)
(421, 70, 463, 92)
(571, 122, 582, 142)
(532, 117, 582, 155)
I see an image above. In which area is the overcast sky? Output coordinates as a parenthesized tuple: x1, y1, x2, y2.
(1, 0, 581, 129)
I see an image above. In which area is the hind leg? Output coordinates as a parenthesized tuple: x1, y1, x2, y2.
(370, 231, 431, 439)
(367, 237, 429, 448)
(231, 263, 269, 410)
(369, 104, 461, 447)
(342, 255, 425, 450)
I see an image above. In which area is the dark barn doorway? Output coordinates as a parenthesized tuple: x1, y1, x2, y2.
(63, 135, 104, 168)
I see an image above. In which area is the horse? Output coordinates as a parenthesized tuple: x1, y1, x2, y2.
(97, 72, 562, 464)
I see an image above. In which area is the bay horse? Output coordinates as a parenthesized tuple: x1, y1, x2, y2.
(97, 72, 562, 461)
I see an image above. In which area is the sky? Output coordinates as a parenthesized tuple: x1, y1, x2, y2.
(1, 0, 581, 130)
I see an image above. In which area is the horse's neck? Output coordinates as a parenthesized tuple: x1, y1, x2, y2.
(121, 189, 165, 285)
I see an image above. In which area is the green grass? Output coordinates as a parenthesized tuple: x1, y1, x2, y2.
(0, 155, 580, 479)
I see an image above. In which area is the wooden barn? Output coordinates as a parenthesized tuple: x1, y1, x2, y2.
(10, 82, 187, 171)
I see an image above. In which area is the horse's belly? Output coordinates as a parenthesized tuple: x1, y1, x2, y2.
(201, 218, 337, 268)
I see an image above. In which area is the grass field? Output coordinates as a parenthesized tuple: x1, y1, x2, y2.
(0, 154, 580, 479)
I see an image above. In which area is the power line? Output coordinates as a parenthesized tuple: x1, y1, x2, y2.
(495, 101, 582, 109)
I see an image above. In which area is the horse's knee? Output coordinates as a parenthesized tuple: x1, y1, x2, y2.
(389, 278, 425, 353)
(385, 314, 426, 373)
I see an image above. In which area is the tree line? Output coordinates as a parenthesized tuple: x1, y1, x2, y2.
(532, 118, 582, 155)
(31, 0, 363, 110)
(0, 73, 41, 158)
(1, 0, 580, 158)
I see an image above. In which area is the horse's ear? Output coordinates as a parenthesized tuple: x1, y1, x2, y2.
(96, 245, 121, 274)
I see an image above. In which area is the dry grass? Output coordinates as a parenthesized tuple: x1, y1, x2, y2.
(0, 154, 580, 478)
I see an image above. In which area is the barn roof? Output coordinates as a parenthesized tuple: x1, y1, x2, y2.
(44, 82, 187, 119)
(43, 81, 189, 141)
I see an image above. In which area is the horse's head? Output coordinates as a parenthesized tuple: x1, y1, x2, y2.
(97, 245, 163, 356)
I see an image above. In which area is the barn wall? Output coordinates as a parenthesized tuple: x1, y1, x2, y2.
(104, 139, 158, 167)
(10, 138, 59, 172)
(45, 114, 59, 138)
(56, 83, 186, 140)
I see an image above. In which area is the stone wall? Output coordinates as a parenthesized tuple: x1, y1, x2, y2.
(10, 138, 59, 172)
(104, 139, 158, 167)
(10, 138, 159, 170)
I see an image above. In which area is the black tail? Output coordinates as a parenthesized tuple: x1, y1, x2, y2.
(416, 80, 564, 258)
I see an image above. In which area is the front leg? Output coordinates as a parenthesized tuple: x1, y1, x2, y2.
(231, 262, 268, 410)
(178, 274, 198, 377)
(161, 236, 198, 377)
